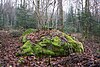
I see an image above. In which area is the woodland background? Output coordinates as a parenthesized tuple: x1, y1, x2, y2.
(0, 0, 100, 67)
(0, 0, 100, 37)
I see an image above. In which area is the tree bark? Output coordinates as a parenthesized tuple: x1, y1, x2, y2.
(57, 0, 63, 31)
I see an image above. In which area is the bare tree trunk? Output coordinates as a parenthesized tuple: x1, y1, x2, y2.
(81, 0, 83, 12)
(0, 0, 3, 25)
(94, 0, 98, 22)
(57, 0, 63, 31)
(37, 0, 41, 29)
(85, 0, 89, 13)
(14, 0, 18, 27)
(45, 0, 48, 25)
(83, 0, 90, 38)
(56, 8, 58, 29)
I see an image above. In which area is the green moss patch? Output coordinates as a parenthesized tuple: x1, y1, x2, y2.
(21, 28, 37, 43)
(22, 28, 37, 36)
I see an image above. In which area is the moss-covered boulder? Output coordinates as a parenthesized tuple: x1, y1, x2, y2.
(18, 29, 84, 57)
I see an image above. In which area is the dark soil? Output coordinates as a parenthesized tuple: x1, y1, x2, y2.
(0, 30, 100, 67)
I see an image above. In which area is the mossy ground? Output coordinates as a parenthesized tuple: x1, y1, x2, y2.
(18, 29, 84, 57)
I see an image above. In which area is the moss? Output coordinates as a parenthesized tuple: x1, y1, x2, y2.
(22, 35, 27, 43)
(21, 28, 37, 43)
(19, 30, 84, 57)
(52, 36, 61, 47)
(38, 42, 46, 47)
(22, 28, 37, 36)
(42, 49, 55, 56)
(62, 32, 84, 53)
(62, 33, 76, 42)
(42, 37, 51, 44)
(33, 45, 42, 53)
(18, 57, 24, 64)
(76, 42, 84, 52)
(21, 40, 34, 55)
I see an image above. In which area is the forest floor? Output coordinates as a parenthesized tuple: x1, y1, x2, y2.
(0, 30, 100, 67)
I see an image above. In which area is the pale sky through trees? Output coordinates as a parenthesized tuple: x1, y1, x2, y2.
(0, 0, 86, 13)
